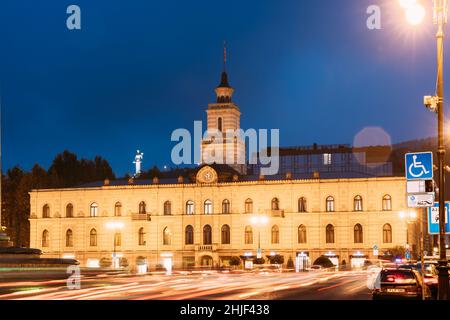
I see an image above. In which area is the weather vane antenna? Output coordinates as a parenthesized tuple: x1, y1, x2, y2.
(223, 40, 227, 72)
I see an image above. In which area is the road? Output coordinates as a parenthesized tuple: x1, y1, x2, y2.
(0, 269, 372, 300)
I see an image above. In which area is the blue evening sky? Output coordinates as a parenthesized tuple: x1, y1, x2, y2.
(0, 0, 446, 176)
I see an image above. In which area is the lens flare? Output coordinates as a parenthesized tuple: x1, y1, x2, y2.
(399, 0, 417, 9)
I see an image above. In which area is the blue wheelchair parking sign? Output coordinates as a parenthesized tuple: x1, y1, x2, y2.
(405, 152, 433, 180)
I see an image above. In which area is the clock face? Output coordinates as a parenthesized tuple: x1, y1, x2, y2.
(196, 166, 217, 184)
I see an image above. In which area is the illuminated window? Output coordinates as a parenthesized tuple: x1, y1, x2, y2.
(326, 196, 335, 212)
(354, 195, 363, 211)
(323, 153, 332, 165)
(185, 225, 194, 245)
(139, 201, 146, 214)
(271, 198, 280, 210)
(245, 199, 253, 214)
(326, 224, 334, 244)
(90, 228, 97, 247)
(354, 224, 363, 243)
(138, 227, 145, 246)
(43, 204, 50, 218)
(245, 226, 253, 244)
(203, 225, 212, 245)
(298, 197, 307, 212)
(298, 225, 307, 244)
(271, 225, 279, 244)
(66, 229, 73, 247)
(204, 200, 213, 215)
(164, 201, 172, 215)
(222, 199, 230, 214)
(163, 227, 171, 245)
(66, 204, 73, 218)
(42, 230, 49, 247)
(383, 224, 392, 243)
(186, 200, 194, 215)
(114, 232, 122, 246)
(90, 203, 98, 217)
(382, 195, 392, 211)
(114, 202, 122, 216)
(221, 225, 230, 244)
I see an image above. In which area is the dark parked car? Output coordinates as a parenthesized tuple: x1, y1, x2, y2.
(372, 268, 431, 300)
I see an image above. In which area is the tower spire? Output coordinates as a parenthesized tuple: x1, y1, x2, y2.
(223, 41, 227, 72)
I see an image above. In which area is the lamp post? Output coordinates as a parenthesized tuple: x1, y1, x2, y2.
(250, 215, 268, 259)
(106, 221, 124, 269)
(400, 0, 450, 300)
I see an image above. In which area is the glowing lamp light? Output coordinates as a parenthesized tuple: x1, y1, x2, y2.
(399, 211, 406, 218)
(399, 0, 417, 9)
(106, 221, 124, 230)
(406, 3, 426, 25)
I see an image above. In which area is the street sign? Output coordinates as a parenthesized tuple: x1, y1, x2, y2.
(257, 248, 261, 259)
(427, 202, 450, 234)
(407, 193, 435, 208)
(405, 249, 411, 260)
(405, 152, 433, 180)
(373, 245, 379, 256)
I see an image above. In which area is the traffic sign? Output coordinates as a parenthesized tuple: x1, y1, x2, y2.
(405, 152, 433, 180)
(427, 202, 450, 234)
(373, 245, 379, 256)
(407, 193, 435, 208)
(405, 249, 411, 260)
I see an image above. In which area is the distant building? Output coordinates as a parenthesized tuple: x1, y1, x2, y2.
(248, 144, 393, 179)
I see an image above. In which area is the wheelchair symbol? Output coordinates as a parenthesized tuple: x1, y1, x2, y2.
(408, 155, 430, 178)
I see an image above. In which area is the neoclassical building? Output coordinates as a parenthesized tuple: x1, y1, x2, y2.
(29, 167, 417, 270)
(28, 58, 418, 271)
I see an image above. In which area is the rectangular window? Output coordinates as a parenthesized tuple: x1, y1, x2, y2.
(323, 153, 332, 165)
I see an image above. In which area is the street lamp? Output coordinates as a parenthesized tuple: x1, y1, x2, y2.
(106, 221, 124, 269)
(250, 215, 269, 259)
(401, 0, 450, 300)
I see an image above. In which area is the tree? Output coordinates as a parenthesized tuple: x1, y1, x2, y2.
(100, 257, 112, 268)
(286, 256, 294, 269)
(253, 257, 265, 265)
(229, 256, 241, 267)
(313, 256, 334, 268)
(268, 254, 284, 265)
(119, 257, 129, 268)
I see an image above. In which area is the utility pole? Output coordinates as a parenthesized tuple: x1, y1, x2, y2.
(434, 0, 450, 300)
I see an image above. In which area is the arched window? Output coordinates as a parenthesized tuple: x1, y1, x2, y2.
(354, 195, 363, 211)
(218, 117, 223, 132)
(42, 230, 49, 247)
(326, 196, 335, 212)
(66, 204, 73, 218)
(245, 226, 253, 244)
(298, 197, 307, 212)
(164, 201, 171, 215)
(222, 199, 230, 214)
(271, 198, 280, 210)
(298, 225, 307, 244)
(245, 199, 253, 214)
(66, 229, 73, 247)
(186, 200, 194, 215)
(138, 227, 145, 246)
(354, 224, 363, 243)
(203, 225, 212, 245)
(43, 204, 50, 218)
(382, 195, 392, 211)
(90, 203, 98, 217)
(90, 228, 97, 247)
(383, 224, 392, 243)
(114, 232, 122, 246)
(114, 202, 122, 216)
(204, 200, 213, 215)
(221, 225, 230, 244)
(271, 225, 280, 244)
(163, 227, 171, 245)
(326, 224, 335, 243)
(185, 225, 194, 245)
(139, 201, 146, 214)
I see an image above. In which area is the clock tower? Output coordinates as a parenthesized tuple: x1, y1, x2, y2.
(200, 44, 246, 174)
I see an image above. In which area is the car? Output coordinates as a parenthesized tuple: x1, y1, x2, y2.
(416, 262, 438, 299)
(372, 268, 431, 300)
